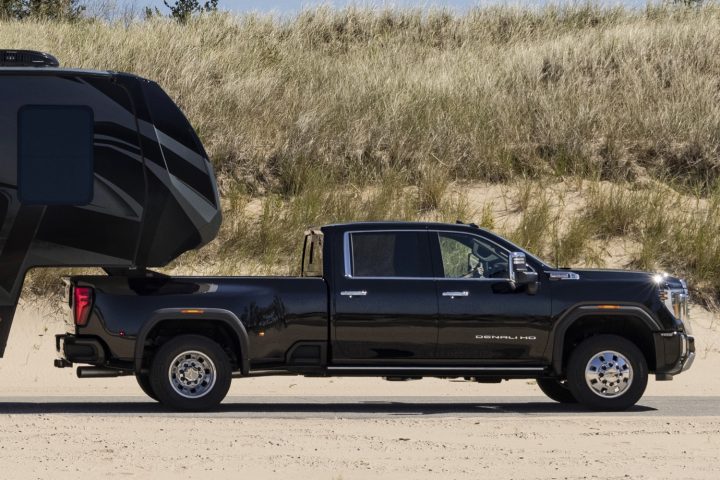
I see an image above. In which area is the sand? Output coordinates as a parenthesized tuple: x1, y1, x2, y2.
(0, 301, 716, 479)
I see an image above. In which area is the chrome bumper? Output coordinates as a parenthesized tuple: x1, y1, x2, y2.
(681, 335, 695, 372)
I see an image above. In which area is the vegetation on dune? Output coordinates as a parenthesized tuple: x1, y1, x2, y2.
(3, 4, 720, 303)
(3, 4, 720, 192)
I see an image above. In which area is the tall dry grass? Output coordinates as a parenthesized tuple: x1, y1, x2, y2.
(2, 4, 720, 192)
(3, 4, 720, 301)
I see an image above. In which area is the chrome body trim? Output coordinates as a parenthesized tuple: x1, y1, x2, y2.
(340, 290, 367, 298)
(342, 229, 534, 281)
(681, 335, 695, 372)
(682, 350, 695, 372)
(442, 291, 469, 298)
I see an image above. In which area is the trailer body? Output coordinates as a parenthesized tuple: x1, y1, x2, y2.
(0, 52, 221, 355)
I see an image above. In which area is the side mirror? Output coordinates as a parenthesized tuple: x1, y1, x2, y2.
(509, 252, 539, 294)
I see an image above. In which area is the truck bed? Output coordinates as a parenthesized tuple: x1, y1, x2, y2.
(69, 274, 328, 369)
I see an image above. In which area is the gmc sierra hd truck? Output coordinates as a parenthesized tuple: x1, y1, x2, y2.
(55, 221, 695, 411)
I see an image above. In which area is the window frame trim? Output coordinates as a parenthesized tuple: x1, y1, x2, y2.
(343, 229, 534, 281)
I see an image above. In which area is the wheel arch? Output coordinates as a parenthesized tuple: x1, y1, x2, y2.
(134, 308, 250, 375)
(550, 304, 662, 375)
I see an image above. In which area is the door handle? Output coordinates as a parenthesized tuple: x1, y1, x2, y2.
(442, 291, 469, 298)
(340, 290, 367, 298)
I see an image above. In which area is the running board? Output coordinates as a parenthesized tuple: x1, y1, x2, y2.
(243, 365, 547, 378)
(326, 366, 545, 371)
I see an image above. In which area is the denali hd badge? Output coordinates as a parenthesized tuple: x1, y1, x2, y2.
(475, 335, 537, 341)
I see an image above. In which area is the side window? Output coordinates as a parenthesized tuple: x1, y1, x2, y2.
(350, 232, 432, 278)
(438, 232, 509, 279)
(17, 105, 94, 205)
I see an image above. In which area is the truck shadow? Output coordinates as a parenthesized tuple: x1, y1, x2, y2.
(0, 399, 657, 416)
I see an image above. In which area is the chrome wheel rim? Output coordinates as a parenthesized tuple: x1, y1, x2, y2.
(585, 350, 633, 398)
(168, 350, 217, 399)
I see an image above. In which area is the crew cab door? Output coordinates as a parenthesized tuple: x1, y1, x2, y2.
(432, 230, 551, 363)
(331, 230, 438, 362)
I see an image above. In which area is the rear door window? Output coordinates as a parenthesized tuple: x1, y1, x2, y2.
(349, 231, 432, 278)
(17, 105, 93, 205)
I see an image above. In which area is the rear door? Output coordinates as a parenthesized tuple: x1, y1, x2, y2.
(331, 230, 438, 363)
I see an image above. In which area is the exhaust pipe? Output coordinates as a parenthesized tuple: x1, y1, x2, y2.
(76, 366, 128, 378)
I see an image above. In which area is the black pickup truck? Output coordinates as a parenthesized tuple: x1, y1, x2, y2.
(55, 221, 695, 411)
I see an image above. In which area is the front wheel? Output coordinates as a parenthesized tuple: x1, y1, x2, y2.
(149, 335, 232, 411)
(566, 334, 648, 411)
(536, 378, 577, 403)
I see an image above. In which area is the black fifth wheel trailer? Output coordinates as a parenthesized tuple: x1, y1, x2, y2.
(0, 50, 221, 355)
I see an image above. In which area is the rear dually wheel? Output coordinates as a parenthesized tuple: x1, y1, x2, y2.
(536, 378, 577, 403)
(149, 335, 232, 411)
(135, 373, 158, 401)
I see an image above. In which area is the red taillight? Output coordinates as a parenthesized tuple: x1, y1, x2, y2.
(73, 287, 93, 327)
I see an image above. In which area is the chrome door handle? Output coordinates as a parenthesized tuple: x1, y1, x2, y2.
(442, 291, 469, 298)
(340, 290, 367, 298)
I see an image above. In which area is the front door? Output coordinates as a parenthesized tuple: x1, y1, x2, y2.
(432, 231, 552, 363)
(332, 230, 438, 363)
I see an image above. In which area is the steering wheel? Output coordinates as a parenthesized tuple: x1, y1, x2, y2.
(461, 264, 484, 279)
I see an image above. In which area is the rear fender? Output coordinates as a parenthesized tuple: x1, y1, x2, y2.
(134, 307, 250, 374)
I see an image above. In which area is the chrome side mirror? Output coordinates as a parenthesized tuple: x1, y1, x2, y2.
(509, 252, 539, 294)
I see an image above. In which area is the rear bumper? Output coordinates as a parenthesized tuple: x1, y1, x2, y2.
(654, 331, 694, 379)
(55, 334, 105, 365)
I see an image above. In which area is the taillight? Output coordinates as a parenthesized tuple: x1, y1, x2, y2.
(73, 287, 93, 327)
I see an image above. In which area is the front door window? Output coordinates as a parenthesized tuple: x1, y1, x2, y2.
(438, 232, 509, 279)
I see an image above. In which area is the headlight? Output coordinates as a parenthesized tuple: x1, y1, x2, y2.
(660, 279, 692, 334)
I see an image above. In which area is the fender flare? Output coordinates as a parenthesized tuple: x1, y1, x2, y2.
(134, 307, 250, 375)
(549, 303, 662, 375)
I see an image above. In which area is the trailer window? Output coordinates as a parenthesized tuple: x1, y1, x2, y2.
(17, 105, 93, 205)
(349, 232, 432, 278)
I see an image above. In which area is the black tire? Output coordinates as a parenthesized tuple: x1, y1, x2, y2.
(536, 378, 577, 403)
(149, 335, 232, 411)
(566, 334, 648, 411)
(135, 373, 158, 401)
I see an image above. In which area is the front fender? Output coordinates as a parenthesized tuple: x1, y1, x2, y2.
(547, 303, 663, 375)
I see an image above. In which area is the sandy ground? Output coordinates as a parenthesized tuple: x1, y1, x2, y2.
(0, 415, 717, 480)
(0, 301, 716, 478)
